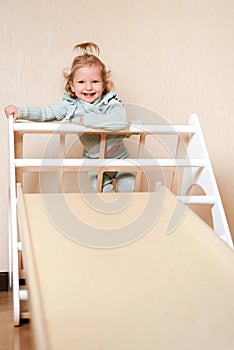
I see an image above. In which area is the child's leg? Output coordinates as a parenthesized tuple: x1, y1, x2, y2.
(102, 173, 115, 193)
(88, 171, 115, 192)
(88, 171, 98, 192)
(115, 172, 136, 192)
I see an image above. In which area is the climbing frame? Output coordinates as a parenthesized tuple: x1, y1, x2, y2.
(8, 113, 233, 325)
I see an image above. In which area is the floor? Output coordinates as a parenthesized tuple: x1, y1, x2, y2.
(0, 291, 34, 350)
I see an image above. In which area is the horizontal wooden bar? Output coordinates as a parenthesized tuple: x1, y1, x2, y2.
(178, 195, 216, 205)
(13, 121, 196, 135)
(14, 158, 207, 170)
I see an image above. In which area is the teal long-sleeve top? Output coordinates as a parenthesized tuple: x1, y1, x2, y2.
(16, 91, 130, 159)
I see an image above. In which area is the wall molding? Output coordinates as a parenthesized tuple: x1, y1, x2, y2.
(0, 272, 8, 291)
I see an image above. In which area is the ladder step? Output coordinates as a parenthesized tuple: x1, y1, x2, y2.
(20, 310, 30, 320)
(14, 122, 196, 135)
(178, 196, 216, 205)
(20, 285, 30, 320)
(15, 158, 207, 168)
(19, 269, 26, 280)
(19, 289, 28, 301)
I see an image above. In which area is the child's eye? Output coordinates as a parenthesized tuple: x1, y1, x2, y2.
(77, 80, 85, 84)
(93, 80, 100, 84)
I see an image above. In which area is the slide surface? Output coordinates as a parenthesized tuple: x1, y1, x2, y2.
(18, 188, 234, 350)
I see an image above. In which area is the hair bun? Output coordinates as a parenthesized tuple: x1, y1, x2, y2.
(73, 42, 100, 56)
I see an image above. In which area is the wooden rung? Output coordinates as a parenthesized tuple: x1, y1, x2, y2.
(19, 269, 26, 279)
(20, 310, 30, 320)
(19, 286, 30, 320)
(19, 289, 28, 301)
(14, 158, 207, 169)
(178, 195, 216, 205)
(13, 122, 196, 135)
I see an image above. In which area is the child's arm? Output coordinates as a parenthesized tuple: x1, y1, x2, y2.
(82, 103, 129, 131)
(4, 100, 71, 122)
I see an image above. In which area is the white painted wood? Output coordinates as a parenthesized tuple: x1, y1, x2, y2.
(9, 114, 233, 326)
(13, 121, 196, 135)
(14, 158, 207, 168)
(179, 115, 233, 247)
(8, 116, 20, 326)
(11, 116, 233, 248)
(19, 289, 28, 301)
(178, 195, 216, 205)
(17, 242, 22, 251)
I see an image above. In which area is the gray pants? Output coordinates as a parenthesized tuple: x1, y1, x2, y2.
(88, 171, 136, 193)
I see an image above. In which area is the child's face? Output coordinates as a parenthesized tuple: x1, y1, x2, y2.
(70, 65, 104, 103)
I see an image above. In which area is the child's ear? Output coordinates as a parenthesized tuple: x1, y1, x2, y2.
(70, 82, 75, 92)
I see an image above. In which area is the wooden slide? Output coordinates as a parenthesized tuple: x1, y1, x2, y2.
(17, 184, 234, 350)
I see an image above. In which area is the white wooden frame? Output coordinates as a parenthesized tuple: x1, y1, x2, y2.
(8, 114, 233, 325)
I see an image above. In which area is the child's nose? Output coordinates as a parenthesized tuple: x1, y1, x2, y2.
(85, 82, 92, 89)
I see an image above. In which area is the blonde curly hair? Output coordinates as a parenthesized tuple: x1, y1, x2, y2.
(64, 42, 114, 99)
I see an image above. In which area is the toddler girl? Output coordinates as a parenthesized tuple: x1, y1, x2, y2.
(4, 42, 136, 193)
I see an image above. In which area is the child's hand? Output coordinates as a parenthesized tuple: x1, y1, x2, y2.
(4, 105, 18, 121)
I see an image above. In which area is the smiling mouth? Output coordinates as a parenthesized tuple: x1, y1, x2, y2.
(83, 93, 96, 97)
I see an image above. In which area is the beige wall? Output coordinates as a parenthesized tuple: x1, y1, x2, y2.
(1, 0, 234, 270)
